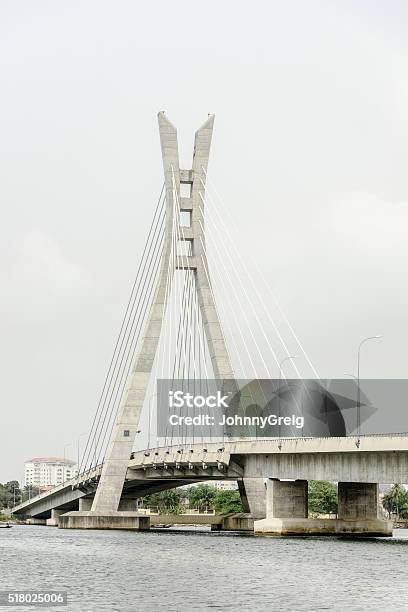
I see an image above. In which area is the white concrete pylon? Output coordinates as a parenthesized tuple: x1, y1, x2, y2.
(91, 113, 235, 514)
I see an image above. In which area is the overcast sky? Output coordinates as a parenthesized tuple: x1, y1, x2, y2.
(1, 1, 408, 482)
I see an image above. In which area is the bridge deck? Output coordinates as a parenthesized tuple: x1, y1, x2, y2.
(12, 435, 408, 518)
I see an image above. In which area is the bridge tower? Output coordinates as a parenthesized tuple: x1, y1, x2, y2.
(89, 113, 235, 517)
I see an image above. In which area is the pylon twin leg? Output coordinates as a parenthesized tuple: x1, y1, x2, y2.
(91, 113, 234, 514)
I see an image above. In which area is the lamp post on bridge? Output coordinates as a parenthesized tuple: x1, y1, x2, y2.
(147, 393, 157, 453)
(63, 443, 72, 483)
(77, 432, 88, 477)
(344, 373, 358, 441)
(278, 355, 297, 448)
(145, 391, 166, 454)
(356, 335, 382, 440)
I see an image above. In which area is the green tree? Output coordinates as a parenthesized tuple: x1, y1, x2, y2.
(0, 484, 10, 509)
(142, 488, 184, 514)
(5, 481, 21, 506)
(21, 485, 42, 502)
(308, 481, 338, 516)
(187, 484, 216, 512)
(382, 484, 408, 520)
(213, 489, 244, 514)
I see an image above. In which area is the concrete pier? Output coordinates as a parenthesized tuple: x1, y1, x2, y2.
(58, 511, 150, 530)
(255, 517, 392, 536)
(211, 513, 254, 532)
(57, 511, 253, 532)
(238, 478, 266, 519)
(267, 479, 308, 519)
(338, 482, 379, 520)
(78, 497, 93, 511)
(46, 508, 63, 526)
(254, 479, 392, 536)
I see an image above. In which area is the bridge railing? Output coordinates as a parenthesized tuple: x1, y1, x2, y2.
(12, 464, 104, 513)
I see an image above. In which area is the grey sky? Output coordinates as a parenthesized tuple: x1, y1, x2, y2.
(1, 1, 407, 482)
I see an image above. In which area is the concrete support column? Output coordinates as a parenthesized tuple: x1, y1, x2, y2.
(118, 498, 139, 511)
(238, 478, 266, 519)
(46, 508, 63, 526)
(89, 112, 235, 521)
(266, 479, 308, 519)
(338, 482, 379, 520)
(80, 496, 138, 511)
(26, 518, 46, 525)
(79, 497, 93, 511)
(254, 479, 308, 535)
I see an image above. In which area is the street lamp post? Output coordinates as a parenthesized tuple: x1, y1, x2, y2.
(344, 373, 358, 441)
(147, 391, 168, 453)
(356, 335, 382, 439)
(77, 432, 88, 477)
(63, 443, 72, 483)
(148, 393, 158, 452)
(278, 355, 297, 446)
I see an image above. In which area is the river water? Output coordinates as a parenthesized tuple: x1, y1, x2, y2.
(1, 526, 408, 611)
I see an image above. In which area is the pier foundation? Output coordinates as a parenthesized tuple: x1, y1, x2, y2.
(78, 497, 93, 511)
(58, 511, 150, 530)
(46, 508, 63, 526)
(254, 480, 392, 536)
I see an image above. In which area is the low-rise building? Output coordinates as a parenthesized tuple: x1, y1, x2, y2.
(212, 481, 238, 491)
(24, 457, 77, 490)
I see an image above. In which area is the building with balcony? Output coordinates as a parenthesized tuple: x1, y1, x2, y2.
(24, 457, 77, 490)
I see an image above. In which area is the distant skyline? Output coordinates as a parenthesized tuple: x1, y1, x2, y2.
(1, 1, 408, 481)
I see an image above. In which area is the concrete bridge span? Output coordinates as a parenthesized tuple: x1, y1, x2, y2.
(128, 434, 408, 484)
(12, 434, 407, 536)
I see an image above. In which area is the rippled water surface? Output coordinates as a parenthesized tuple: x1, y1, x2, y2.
(1, 526, 408, 611)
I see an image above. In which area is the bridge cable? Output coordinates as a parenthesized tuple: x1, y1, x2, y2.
(171, 168, 196, 448)
(172, 169, 207, 448)
(201, 177, 307, 419)
(80, 197, 165, 470)
(199, 198, 275, 378)
(79, 185, 165, 474)
(88, 209, 165, 467)
(198, 202, 306, 420)
(94, 219, 166, 466)
(201, 184, 301, 379)
(196, 230, 259, 433)
(80, 195, 165, 472)
(202, 169, 320, 379)
(161, 181, 181, 448)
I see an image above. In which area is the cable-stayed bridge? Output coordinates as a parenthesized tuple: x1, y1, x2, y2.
(12, 114, 408, 536)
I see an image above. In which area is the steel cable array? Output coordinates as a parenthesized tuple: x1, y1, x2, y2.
(79, 186, 166, 475)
